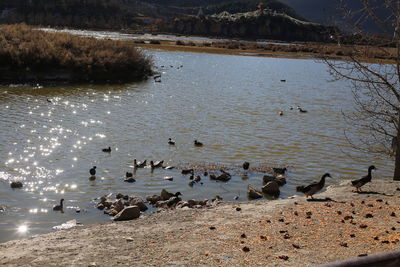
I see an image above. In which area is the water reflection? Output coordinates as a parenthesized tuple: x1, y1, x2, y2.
(0, 51, 394, 243)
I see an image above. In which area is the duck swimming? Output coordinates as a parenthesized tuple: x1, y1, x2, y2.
(134, 159, 146, 168)
(89, 166, 96, 176)
(150, 160, 164, 169)
(273, 167, 287, 175)
(102, 147, 111, 153)
(181, 169, 194, 175)
(53, 199, 64, 211)
(296, 173, 331, 199)
(194, 140, 203, 147)
(168, 138, 175, 145)
(351, 165, 376, 192)
(243, 162, 250, 170)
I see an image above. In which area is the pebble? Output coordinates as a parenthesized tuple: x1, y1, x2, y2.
(209, 226, 216, 230)
(292, 244, 300, 249)
(240, 233, 247, 238)
(242, 246, 250, 252)
(278, 255, 289, 260)
(235, 207, 241, 211)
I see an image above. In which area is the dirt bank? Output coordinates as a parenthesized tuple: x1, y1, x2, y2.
(1, 180, 399, 266)
(134, 40, 395, 64)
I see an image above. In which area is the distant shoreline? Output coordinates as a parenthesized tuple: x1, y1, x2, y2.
(1, 180, 399, 266)
(132, 39, 394, 64)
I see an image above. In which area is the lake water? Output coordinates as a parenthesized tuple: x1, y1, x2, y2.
(0, 49, 393, 243)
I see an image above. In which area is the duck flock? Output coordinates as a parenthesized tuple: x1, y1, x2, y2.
(9, 137, 378, 217)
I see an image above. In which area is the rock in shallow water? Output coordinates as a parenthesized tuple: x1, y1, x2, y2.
(129, 196, 148, 212)
(247, 184, 263, 199)
(113, 205, 140, 221)
(262, 181, 280, 196)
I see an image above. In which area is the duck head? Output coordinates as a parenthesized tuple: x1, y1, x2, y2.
(323, 173, 331, 179)
(369, 165, 376, 171)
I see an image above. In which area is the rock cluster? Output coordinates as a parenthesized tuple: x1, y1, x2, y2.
(96, 194, 147, 221)
(248, 171, 287, 199)
(146, 189, 222, 210)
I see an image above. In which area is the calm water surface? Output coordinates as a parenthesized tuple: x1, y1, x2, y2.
(0, 50, 393, 243)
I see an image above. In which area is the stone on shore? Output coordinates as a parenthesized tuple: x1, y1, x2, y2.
(113, 205, 140, 221)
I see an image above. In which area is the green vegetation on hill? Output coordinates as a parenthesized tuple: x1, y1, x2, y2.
(0, 24, 153, 82)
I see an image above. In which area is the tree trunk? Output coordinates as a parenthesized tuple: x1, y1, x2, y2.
(394, 115, 400, 180)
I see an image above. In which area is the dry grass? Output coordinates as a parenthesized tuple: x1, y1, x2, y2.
(0, 24, 153, 82)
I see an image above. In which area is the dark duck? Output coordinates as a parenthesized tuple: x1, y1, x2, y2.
(102, 147, 111, 153)
(89, 166, 96, 176)
(53, 199, 64, 211)
(296, 173, 331, 199)
(351, 165, 376, 192)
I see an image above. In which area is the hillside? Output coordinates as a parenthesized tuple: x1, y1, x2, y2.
(279, 0, 393, 34)
(159, 9, 335, 42)
(0, 0, 304, 29)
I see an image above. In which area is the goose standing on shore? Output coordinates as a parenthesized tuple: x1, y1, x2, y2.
(351, 165, 376, 192)
(296, 173, 331, 199)
(53, 199, 64, 211)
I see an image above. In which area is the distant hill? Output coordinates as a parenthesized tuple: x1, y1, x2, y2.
(0, 0, 304, 29)
(279, 0, 393, 34)
(160, 9, 335, 42)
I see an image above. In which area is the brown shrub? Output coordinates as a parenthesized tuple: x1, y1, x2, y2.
(0, 24, 153, 82)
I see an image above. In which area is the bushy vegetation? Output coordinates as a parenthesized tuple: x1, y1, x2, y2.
(0, 0, 140, 29)
(0, 24, 153, 82)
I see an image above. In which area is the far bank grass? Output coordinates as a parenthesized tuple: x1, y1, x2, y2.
(135, 38, 395, 64)
(0, 24, 153, 83)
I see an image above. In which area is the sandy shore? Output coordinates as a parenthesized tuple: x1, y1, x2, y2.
(1, 180, 400, 266)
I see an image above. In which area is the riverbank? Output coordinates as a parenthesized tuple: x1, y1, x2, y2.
(1, 180, 399, 266)
(133, 39, 395, 64)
